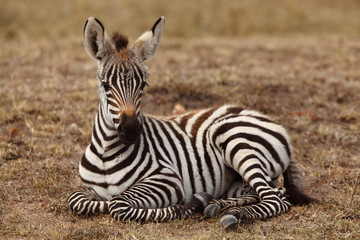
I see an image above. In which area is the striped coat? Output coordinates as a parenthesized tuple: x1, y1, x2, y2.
(68, 16, 315, 230)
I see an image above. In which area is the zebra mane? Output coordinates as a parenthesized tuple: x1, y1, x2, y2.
(112, 32, 129, 51)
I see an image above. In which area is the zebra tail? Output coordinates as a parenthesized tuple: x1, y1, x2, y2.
(283, 160, 318, 205)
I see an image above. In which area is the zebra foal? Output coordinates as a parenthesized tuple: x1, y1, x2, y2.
(68, 16, 316, 230)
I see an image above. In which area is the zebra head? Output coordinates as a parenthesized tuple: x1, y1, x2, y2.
(83, 17, 165, 144)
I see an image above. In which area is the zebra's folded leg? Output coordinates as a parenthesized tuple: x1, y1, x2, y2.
(220, 195, 291, 230)
(109, 192, 213, 222)
(204, 194, 260, 219)
(205, 183, 261, 219)
(68, 187, 110, 216)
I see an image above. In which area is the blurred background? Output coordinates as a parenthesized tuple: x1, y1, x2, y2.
(1, 0, 360, 41)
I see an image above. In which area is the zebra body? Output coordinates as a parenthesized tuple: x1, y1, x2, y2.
(69, 16, 315, 230)
(79, 105, 290, 202)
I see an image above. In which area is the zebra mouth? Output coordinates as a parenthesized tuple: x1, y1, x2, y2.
(117, 114, 142, 144)
(118, 128, 142, 144)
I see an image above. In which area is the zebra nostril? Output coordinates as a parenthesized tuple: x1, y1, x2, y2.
(117, 114, 142, 143)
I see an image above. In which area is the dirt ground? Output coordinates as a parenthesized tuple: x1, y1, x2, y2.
(1, 1, 359, 239)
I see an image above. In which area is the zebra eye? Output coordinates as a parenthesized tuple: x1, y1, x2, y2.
(140, 81, 149, 90)
(102, 81, 111, 91)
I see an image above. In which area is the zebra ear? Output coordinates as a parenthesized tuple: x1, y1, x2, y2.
(83, 17, 113, 61)
(131, 16, 165, 61)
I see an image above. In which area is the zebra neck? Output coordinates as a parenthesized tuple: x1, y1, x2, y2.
(91, 109, 127, 158)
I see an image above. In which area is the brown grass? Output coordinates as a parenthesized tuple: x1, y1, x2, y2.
(1, 0, 359, 239)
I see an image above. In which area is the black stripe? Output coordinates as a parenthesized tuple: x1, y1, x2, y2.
(142, 120, 166, 165)
(242, 163, 266, 178)
(263, 198, 281, 214)
(234, 154, 260, 177)
(83, 19, 89, 34)
(226, 106, 244, 115)
(105, 141, 140, 174)
(151, 17, 163, 33)
(229, 142, 274, 173)
(248, 175, 268, 189)
(130, 153, 154, 185)
(252, 204, 268, 218)
(157, 120, 183, 179)
(178, 112, 196, 131)
(167, 121, 196, 193)
(155, 177, 183, 202)
(215, 121, 290, 159)
(142, 183, 164, 207)
(222, 133, 284, 169)
(81, 178, 108, 188)
(190, 108, 217, 192)
(109, 109, 120, 115)
(99, 106, 116, 131)
(148, 118, 173, 165)
(104, 139, 122, 151)
(102, 144, 129, 162)
(92, 124, 103, 148)
(252, 115, 275, 123)
(113, 143, 149, 185)
(97, 111, 117, 141)
(208, 138, 223, 192)
(130, 187, 149, 207)
(252, 181, 268, 191)
(93, 18, 105, 31)
(135, 187, 158, 208)
(81, 154, 103, 174)
(106, 64, 114, 81)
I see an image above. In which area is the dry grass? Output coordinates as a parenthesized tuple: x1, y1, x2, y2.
(1, 0, 360, 239)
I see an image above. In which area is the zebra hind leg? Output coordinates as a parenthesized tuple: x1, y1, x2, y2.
(204, 185, 286, 219)
(220, 188, 291, 231)
(204, 195, 260, 219)
(68, 187, 110, 216)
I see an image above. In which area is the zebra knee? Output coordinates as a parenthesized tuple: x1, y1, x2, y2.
(68, 189, 109, 215)
(68, 191, 88, 215)
(109, 198, 129, 221)
(280, 196, 292, 212)
(276, 187, 287, 198)
(264, 193, 291, 214)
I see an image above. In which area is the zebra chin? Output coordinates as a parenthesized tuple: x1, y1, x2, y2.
(117, 127, 142, 145)
(116, 114, 143, 144)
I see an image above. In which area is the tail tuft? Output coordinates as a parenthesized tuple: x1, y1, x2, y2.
(283, 160, 318, 205)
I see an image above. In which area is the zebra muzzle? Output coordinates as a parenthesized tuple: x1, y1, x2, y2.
(117, 113, 142, 144)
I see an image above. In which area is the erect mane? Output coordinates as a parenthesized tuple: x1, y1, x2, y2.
(112, 32, 129, 51)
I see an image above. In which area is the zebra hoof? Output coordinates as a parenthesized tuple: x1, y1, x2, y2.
(193, 192, 213, 211)
(220, 215, 238, 231)
(277, 187, 286, 197)
(204, 204, 220, 218)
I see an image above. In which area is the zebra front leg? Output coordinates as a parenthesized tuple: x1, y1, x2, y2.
(108, 171, 212, 222)
(68, 187, 110, 215)
(110, 192, 212, 222)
